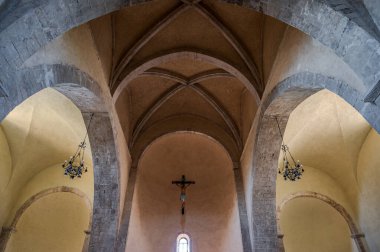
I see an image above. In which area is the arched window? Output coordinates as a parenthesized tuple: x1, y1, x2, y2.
(176, 233, 190, 252)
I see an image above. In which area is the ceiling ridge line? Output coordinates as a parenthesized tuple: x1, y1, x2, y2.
(188, 84, 243, 150)
(132, 69, 242, 150)
(130, 83, 186, 147)
(110, 4, 191, 89)
(192, 3, 263, 93)
(188, 69, 233, 85)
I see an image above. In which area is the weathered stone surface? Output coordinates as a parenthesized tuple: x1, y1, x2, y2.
(324, 0, 380, 42)
(0, 0, 379, 92)
(86, 112, 120, 252)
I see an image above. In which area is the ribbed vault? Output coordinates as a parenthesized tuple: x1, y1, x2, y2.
(105, 0, 287, 165)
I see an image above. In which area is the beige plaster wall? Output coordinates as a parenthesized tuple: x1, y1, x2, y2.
(276, 166, 354, 218)
(239, 110, 260, 243)
(126, 132, 243, 252)
(240, 89, 257, 146)
(0, 88, 94, 230)
(8, 163, 94, 227)
(280, 197, 354, 252)
(5, 192, 91, 252)
(22, 23, 131, 219)
(357, 129, 380, 251)
(280, 90, 370, 216)
(0, 126, 11, 194)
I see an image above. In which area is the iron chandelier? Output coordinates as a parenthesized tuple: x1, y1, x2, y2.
(62, 113, 94, 179)
(275, 117, 304, 181)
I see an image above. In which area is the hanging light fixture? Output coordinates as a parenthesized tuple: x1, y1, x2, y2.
(62, 113, 94, 179)
(275, 117, 304, 181)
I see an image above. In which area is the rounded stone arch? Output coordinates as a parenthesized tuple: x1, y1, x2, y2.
(248, 72, 378, 251)
(131, 114, 241, 167)
(112, 50, 261, 104)
(276, 191, 367, 251)
(0, 64, 121, 251)
(0, 186, 92, 251)
(138, 131, 235, 166)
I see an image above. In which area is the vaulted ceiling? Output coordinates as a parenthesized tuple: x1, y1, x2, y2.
(88, 0, 288, 164)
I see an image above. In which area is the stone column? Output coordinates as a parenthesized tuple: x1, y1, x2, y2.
(250, 115, 287, 251)
(86, 113, 120, 252)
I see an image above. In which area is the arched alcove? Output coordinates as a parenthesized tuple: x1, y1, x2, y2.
(5, 190, 91, 252)
(279, 197, 354, 252)
(0, 65, 121, 251)
(126, 132, 243, 252)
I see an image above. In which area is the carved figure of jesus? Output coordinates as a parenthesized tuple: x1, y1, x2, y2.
(172, 175, 195, 215)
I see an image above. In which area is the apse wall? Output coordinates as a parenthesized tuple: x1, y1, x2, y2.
(126, 132, 243, 252)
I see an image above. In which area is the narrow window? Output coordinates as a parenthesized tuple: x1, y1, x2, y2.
(176, 233, 190, 252)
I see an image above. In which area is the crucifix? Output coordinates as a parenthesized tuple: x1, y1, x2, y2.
(172, 175, 195, 215)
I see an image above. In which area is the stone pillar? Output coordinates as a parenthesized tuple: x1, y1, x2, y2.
(251, 115, 287, 251)
(233, 163, 253, 252)
(86, 113, 120, 252)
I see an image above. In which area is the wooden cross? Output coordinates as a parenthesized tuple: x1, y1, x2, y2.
(172, 175, 195, 215)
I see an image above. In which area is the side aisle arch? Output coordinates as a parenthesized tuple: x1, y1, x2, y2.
(249, 71, 377, 251)
(277, 191, 368, 251)
(0, 64, 121, 251)
(0, 186, 92, 251)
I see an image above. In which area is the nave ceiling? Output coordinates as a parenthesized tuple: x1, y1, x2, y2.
(86, 0, 287, 163)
